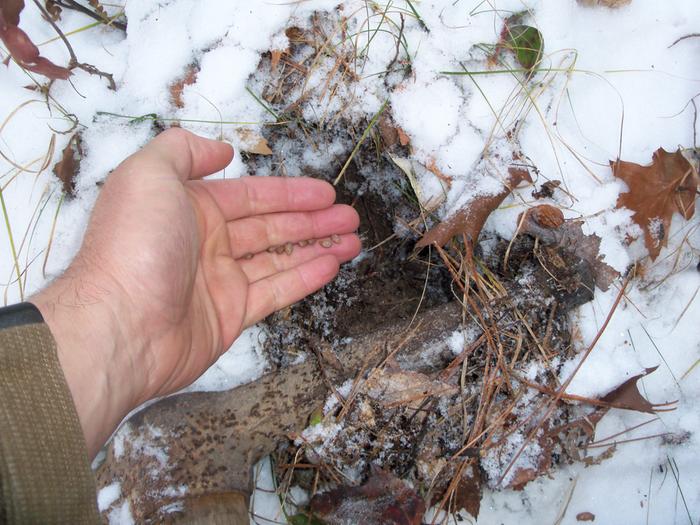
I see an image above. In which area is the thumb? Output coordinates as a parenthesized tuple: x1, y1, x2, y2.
(134, 127, 234, 181)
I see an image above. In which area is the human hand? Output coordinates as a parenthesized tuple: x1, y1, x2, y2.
(31, 128, 361, 457)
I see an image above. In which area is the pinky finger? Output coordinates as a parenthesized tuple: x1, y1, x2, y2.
(242, 254, 340, 328)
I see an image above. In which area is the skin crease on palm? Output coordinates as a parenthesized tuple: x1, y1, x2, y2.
(29, 128, 362, 458)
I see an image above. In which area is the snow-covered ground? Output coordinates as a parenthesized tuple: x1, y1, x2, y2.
(2, 1, 700, 524)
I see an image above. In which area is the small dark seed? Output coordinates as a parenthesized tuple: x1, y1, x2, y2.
(307, 239, 316, 245)
(297, 239, 308, 247)
(331, 234, 341, 244)
(243, 253, 254, 260)
(275, 245, 286, 254)
(267, 246, 277, 253)
(320, 239, 333, 248)
(284, 242, 294, 255)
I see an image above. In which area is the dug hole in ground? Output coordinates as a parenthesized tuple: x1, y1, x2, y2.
(1, 1, 699, 524)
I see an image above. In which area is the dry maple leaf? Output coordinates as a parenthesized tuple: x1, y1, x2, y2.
(0, 2, 72, 80)
(612, 148, 699, 260)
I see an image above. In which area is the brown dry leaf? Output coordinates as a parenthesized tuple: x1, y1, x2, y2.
(454, 458, 481, 520)
(270, 49, 283, 72)
(532, 180, 561, 199)
(576, 511, 596, 521)
(169, 64, 199, 109)
(236, 129, 273, 155)
(600, 366, 665, 414)
(285, 26, 305, 43)
(416, 167, 532, 249)
(426, 158, 452, 188)
(364, 369, 457, 408)
(378, 113, 400, 149)
(520, 214, 619, 291)
(613, 148, 699, 260)
(397, 127, 410, 147)
(310, 468, 425, 525)
(0, 3, 72, 80)
(522, 204, 564, 229)
(53, 133, 82, 197)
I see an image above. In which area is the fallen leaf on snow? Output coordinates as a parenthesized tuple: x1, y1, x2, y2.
(576, 511, 596, 521)
(310, 468, 425, 525)
(416, 167, 532, 250)
(53, 133, 82, 197)
(600, 366, 672, 413)
(169, 64, 199, 109)
(612, 148, 699, 260)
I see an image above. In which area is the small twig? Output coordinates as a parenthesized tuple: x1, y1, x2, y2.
(33, 0, 116, 90)
(668, 33, 700, 48)
(53, 0, 126, 31)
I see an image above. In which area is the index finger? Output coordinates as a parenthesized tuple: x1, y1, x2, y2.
(191, 176, 337, 221)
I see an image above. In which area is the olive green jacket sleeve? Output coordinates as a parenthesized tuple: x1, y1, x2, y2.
(0, 307, 99, 524)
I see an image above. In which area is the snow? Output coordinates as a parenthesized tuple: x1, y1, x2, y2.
(2, 0, 700, 524)
(97, 482, 121, 512)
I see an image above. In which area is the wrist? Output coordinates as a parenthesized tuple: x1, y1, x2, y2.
(30, 264, 148, 458)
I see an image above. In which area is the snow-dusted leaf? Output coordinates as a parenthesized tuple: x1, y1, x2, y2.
(310, 468, 425, 525)
(613, 148, 699, 260)
(169, 64, 198, 109)
(53, 133, 82, 197)
(237, 129, 273, 155)
(416, 167, 532, 249)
